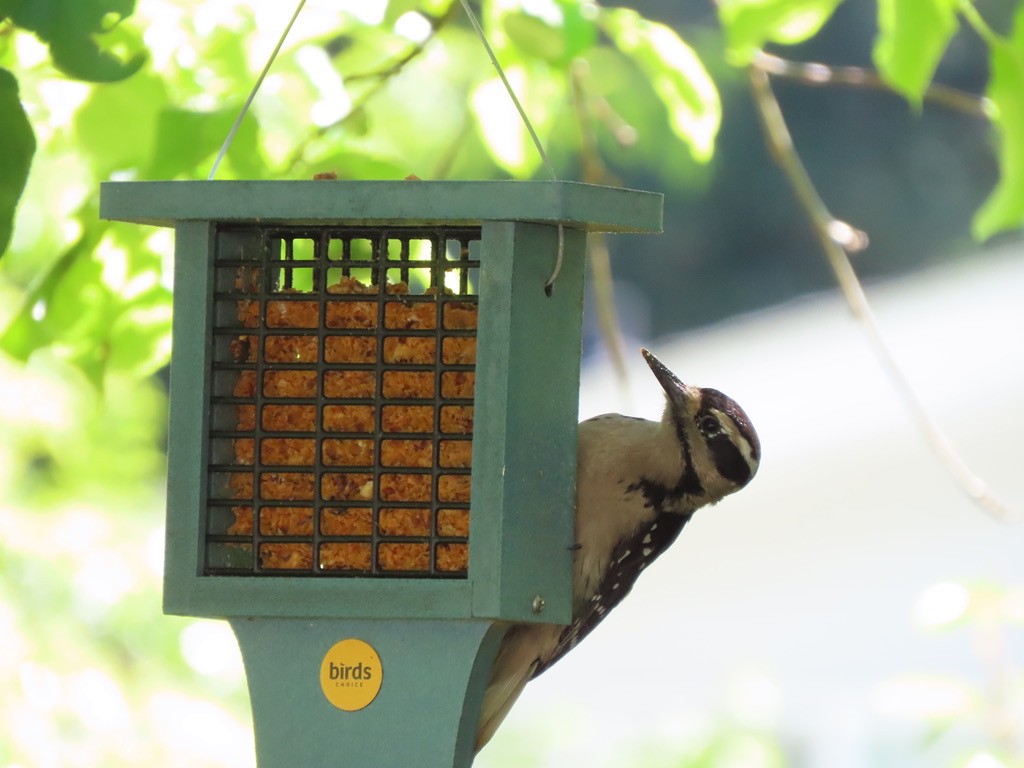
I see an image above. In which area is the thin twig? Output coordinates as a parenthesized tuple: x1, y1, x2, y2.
(570, 59, 631, 392)
(748, 63, 1019, 524)
(753, 51, 993, 118)
(958, 0, 1002, 48)
(344, 6, 455, 83)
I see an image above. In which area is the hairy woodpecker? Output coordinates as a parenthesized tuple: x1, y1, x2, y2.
(475, 348, 760, 752)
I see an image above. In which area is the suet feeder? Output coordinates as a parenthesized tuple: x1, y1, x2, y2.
(100, 179, 662, 767)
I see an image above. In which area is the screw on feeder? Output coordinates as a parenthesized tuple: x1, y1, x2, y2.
(532, 595, 545, 614)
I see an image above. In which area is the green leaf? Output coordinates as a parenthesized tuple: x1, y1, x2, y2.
(147, 106, 261, 180)
(973, 6, 1024, 240)
(0, 0, 147, 82)
(504, 12, 570, 63)
(873, 0, 958, 106)
(0, 211, 108, 363)
(1, 249, 112, 377)
(105, 284, 172, 377)
(601, 8, 720, 162)
(581, 46, 709, 184)
(470, 65, 564, 177)
(384, 0, 454, 25)
(558, 0, 600, 61)
(718, 0, 844, 65)
(74, 71, 167, 176)
(501, 1, 597, 66)
(0, 67, 35, 258)
(0, 218, 173, 382)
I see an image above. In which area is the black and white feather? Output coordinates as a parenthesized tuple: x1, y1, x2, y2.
(475, 349, 760, 752)
(532, 511, 690, 678)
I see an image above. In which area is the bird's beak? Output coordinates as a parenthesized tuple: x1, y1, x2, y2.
(641, 348, 701, 415)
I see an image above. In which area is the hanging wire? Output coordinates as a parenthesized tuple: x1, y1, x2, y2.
(457, 0, 565, 291)
(545, 225, 564, 295)
(458, 0, 556, 181)
(208, 0, 309, 180)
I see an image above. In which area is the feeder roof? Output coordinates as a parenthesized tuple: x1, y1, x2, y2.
(100, 180, 663, 233)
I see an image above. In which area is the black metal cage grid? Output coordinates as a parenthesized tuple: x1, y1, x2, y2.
(204, 225, 480, 577)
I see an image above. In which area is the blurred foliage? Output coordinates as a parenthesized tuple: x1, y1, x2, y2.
(718, 0, 844, 64)
(718, 0, 1024, 244)
(476, 715, 786, 768)
(879, 581, 1024, 768)
(0, 0, 147, 81)
(970, 3, 1024, 239)
(0, 0, 1022, 766)
(872, 0, 960, 106)
(0, 350, 256, 767)
(0, 66, 34, 256)
(1, 0, 1023, 379)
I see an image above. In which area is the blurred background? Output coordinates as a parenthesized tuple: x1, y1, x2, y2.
(0, 0, 1021, 766)
(483, 244, 1024, 768)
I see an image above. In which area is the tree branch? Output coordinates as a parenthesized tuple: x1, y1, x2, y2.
(748, 62, 1019, 524)
(753, 51, 993, 118)
(345, 5, 458, 83)
(570, 59, 632, 392)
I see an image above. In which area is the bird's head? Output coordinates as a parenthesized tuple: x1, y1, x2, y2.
(642, 348, 760, 502)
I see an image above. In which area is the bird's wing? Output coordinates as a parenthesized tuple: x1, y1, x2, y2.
(531, 511, 690, 678)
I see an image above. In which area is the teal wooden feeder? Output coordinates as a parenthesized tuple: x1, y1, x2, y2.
(100, 179, 662, 768)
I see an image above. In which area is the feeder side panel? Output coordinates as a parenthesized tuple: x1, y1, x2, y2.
(471, 221, 581, 625)
(164, 221, 217, 616)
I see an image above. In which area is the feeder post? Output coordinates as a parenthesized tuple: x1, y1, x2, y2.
(230, 618, 507, 768)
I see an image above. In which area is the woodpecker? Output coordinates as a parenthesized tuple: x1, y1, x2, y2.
(475, 348, 760, 752)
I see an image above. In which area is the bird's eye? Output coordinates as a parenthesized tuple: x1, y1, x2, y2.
(698, 414, 722, 438)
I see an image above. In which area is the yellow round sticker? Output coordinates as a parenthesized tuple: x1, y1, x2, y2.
(319, 638, 383, 711)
